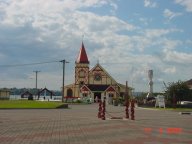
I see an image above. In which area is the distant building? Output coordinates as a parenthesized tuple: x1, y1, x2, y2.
(63, 42, 133, 103)
(37, 87, 55, 99)
(21, 91, 33, 99)
(0, 88, 10, 100)
(185, 79, 192, 89)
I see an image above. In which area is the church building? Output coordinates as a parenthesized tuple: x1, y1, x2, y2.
(64, 42, 132, 103)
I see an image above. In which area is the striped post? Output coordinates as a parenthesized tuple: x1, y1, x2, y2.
(125, 100, 129, 119)
(98, 100, 102, 118)
(102, 97, 106, 120)
(131, 99, 135, 120)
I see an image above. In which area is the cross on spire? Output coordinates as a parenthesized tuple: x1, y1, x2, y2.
(82, 34, 84, 42)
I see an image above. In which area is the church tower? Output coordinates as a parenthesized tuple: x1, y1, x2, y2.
(75, 42, 89, 87)
(64, 41, 133, 101)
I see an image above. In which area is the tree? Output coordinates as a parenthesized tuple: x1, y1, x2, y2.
(165, 80, 192, 105)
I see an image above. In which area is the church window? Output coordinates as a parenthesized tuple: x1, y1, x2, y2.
(83, 93, 88, 97)
(94, 74, 101, 81)
(109, 93, 114, 98)
(79, 70, 85, 78)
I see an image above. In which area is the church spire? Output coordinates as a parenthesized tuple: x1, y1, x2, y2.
(76, 42, 89, 64)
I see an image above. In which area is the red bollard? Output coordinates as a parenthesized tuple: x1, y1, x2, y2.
(102, 97, 106, 120)
(131, 99, 135, 120)
(98, 100, 102, 118)
(125, 100, 129, 119)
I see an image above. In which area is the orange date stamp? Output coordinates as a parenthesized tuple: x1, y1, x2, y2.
(144, 127, 182, 134)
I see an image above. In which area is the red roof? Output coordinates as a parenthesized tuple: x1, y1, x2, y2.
(76, 42, 89, 64)
(105, 86, 115, 92)
(81, 85, 90, 92)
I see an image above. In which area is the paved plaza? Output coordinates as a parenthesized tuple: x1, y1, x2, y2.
(0, 104, 192, 144)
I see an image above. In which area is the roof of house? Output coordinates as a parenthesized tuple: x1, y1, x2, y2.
(81, 85, 91, 92)
(87, 84, 109, 92)
(186, 79, 192, 85)
(76, 42, 89, 64)
(38, 87, 55, 96)
(105, 86, 116, 92)
(21, 91, 33, 98)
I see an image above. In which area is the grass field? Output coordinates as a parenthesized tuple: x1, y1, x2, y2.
(0, 100, 66, 109)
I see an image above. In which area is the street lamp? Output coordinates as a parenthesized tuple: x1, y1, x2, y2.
(60, 60, 69, 102)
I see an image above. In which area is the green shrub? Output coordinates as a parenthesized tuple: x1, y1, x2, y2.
(76, 99, 82, 103)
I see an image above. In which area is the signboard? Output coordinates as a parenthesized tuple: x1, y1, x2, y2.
(155, 95, 165, 108)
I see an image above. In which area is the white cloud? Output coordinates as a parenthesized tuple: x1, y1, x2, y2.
(164, 50, 192, 64)
(163, 67, 176, 74)
(128, 29, 182, 52)
(144, 28, 181, 38)
(109, 2, 118, 15)
(110, 2, 118, 10)
(144, 0, 157, 8)
(73, 12, 135, 33)
(0, 0, 134, 50)
(162, 39, 182, 50)
(139, 18, 152, 26)
(0, 0, 136, 90)
(175, 0, 192, 12)
(1, 1, 133, 32)
(1, 0, 116, 26)
(163, 9, 182, 20)
(0, 0, 191, 92)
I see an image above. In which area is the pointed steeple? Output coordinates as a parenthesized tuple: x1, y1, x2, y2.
(76, 42, 89, 64)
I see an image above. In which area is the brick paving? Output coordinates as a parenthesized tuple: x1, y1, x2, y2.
(0, 104, 192, 144)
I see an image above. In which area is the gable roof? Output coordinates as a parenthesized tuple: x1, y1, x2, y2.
(21, 91, 33, 98)
(89, 63, 119, 86)
(105, 86, 116, 92)
(80, 85, 91, 92)
(76, 42, 89, 64)
(38, 87, 55, 96)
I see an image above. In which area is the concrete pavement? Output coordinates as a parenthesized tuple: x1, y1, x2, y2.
(0, 104, 191, 144)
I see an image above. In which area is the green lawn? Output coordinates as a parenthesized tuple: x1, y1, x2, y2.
(0, 100, 66, 109)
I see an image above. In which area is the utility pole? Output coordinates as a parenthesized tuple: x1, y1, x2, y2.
(60, 60, 69, 102)
(33, 70, 40, 99)
(125, 81, 129, 102)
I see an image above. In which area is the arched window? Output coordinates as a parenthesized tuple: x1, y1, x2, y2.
(67, 89, 73, 97)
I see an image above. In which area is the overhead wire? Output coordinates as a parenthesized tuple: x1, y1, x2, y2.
(0, 60, 134, 68)
(0, 60, 61, 67)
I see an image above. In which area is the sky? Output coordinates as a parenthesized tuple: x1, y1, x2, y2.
(0, 0, 192, 92)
